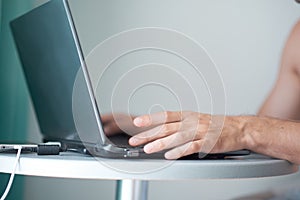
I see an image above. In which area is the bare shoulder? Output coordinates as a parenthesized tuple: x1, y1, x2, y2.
(258, 20, 300, 119)
(282, 20, 300, 76)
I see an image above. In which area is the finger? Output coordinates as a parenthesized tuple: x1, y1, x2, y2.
(133, 111, 182, 127)
(129, 122, 181, 146)
(103, 121, 122, 136)
(104, 118, 138, 136)
(101, 114, 114, 124)
(143, 130, 198, 154)
(136, 121, 209, 147)
(164, 140, 204, 160)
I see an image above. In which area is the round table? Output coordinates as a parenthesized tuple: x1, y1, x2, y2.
(0, 152, 298, 200)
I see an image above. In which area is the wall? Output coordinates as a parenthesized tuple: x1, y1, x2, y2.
(24, 1, 300, 200)
(0, 0, 1, 51)
(0, 0, 36, 199)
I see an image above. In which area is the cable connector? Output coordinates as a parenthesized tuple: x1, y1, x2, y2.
(0, 142, 63, 155)
(36, 142, 61, 155)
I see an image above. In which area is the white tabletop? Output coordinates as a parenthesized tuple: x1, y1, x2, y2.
(0, 152, 298, 180)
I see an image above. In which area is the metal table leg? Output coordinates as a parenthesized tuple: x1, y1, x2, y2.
(115, 180, 148, 200)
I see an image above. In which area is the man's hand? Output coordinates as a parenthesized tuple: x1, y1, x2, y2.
(101, 113, 136, 136)
(101, 113, 155, 136)
(129, 111, 248, 159)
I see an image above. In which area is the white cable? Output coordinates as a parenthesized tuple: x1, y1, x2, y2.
(0, 145, 22, 200)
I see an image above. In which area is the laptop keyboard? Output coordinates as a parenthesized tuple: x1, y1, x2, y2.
(107, 134, 143, 150)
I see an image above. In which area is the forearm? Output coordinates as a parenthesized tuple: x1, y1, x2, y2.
(241, 116, 300, 164)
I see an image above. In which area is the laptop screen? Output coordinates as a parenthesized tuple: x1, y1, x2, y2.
(10, 0, 98, 143)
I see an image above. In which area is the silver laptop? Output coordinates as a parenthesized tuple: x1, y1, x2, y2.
(10, 0, 249, 159)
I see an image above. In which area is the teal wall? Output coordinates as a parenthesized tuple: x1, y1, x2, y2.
(0, 0, 31, 143)
(0, 1, 2, 32)
(0, 0, 34, 199)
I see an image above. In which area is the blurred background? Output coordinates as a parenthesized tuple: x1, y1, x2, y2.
(1, 0, 300, 199)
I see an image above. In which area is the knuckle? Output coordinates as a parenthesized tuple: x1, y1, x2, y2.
(157, 140, 167, 150)
(214, 138, 223, 152)
(164, 111, 173, 121)
(139, 131, 152, 141)
(160, 124, 168, 133)
(162, 124, 176, 134)
(178, 131, 188, 141)
(163, 111, 169, 118)
(143, 135, 152, 143)
(190, 141, 201, 152)
(175, 111, 182, 120)
(145, 131, 156, 141)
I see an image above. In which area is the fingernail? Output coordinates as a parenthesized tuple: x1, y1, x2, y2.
(129, 137, 138, 145)
(144, 143, 154, 154)
(133, 117, 145, 127)
(165, 152, 176, 160)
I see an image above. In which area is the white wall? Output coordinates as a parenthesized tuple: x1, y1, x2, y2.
(25, 0, 300, 200)
(69, 0, 300, 115)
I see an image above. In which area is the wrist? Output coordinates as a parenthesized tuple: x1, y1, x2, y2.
(240, 115, 268, 151)
(224, 115, 256, 150)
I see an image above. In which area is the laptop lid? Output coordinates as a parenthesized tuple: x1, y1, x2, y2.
(10, 0, 105, 146)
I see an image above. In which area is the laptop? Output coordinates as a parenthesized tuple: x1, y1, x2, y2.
(10, 0, 249, 159)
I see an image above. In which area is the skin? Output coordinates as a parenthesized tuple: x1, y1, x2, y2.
(103, 20, 300, 164)
(101, 113, 137, 137)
